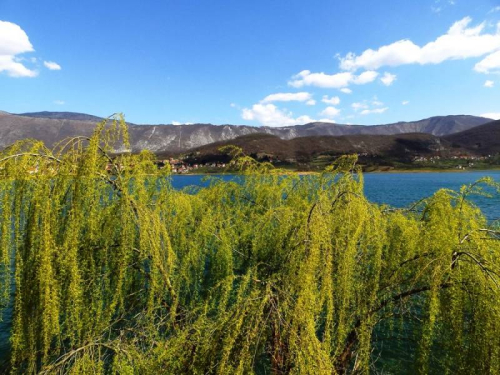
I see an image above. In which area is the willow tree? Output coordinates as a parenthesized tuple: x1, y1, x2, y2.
(0, 116, 499, 374)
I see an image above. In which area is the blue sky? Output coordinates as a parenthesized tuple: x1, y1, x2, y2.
(1, 0, 499, 126)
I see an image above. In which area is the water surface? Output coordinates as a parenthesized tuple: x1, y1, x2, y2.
(171, 171, 500, 220)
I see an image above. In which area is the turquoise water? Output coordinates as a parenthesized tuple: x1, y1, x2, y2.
(171, 171, 500, 220)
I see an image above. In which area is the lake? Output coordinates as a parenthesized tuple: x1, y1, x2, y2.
(170, 171, 500, 221)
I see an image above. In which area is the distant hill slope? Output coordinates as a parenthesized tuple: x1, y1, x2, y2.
(182, 119, 500, 164)
(179, 132, 449, 163)
(18, 111, 105, 122)
(444, 120, 500, 155)
(0, 112, 97, 150)
(0, 111, 493, 152)
(287, 115, 490, 137)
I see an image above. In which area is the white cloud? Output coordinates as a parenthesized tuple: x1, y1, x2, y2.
(339, 41, 420, 71)
(322, 95, 340, 105)
(53, 100, 65, 105)
(339, 17, 500, 72)
(475, 50, 500, 73)
(261, 92, 312, 103)
(480, 112, 500, 120)
(352, 102, 368, 111)
(289, 70, 351, 88)
(380, 72, 397, 86)
(352, 70, 379, 84)
(361, 107, 388, 115)
(0, 21, 33, 55)
(0, 21, 37, 77)
(0, 56, 37, 77)
(241, 103, 315, 127)
(352, 100, 388, 114)
(432, 0, 455, 12)
(172, 121, 194, 125)
(484, 80, 495, 88)
(306, 99, 316, 106)
(288, 69, 378, 89)
(340, 88, 352, 94)
(320, 106, 341, 118)
(489, 6, 500, 14)
(319, 118, 336, 123)
(295, 115, 316, 123)
(402, 100, 410, 105)
(44, 61, 61, 70)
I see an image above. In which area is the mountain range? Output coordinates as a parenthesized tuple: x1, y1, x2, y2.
(0, 111, 493, 154)
(180, 120, 500, 165)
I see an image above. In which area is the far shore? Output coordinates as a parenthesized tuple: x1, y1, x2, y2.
(172, 167, 500, 176)
(363, 167, 500, 174)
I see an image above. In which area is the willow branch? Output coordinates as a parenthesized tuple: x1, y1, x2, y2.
(0, 153, 61, 164)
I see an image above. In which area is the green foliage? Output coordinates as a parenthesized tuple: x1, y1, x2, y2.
(0, 117, 499, 374)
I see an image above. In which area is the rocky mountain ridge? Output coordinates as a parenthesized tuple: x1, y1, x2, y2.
(0, 111, 493, 153)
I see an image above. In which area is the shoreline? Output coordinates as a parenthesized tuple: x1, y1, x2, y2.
(363, 167, 500, 174)
(172, 167, 500, 176)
